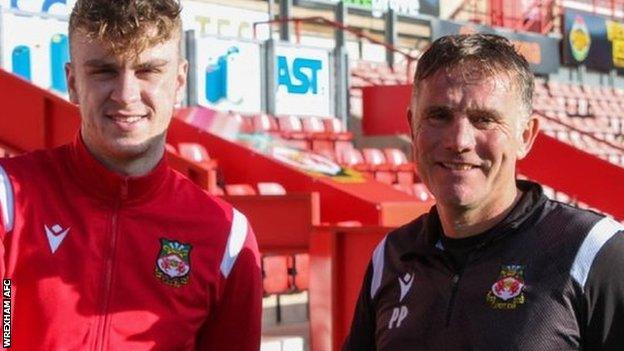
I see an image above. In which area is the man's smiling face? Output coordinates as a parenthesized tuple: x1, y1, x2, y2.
(66, 29, 187, 164)
(410, 66, 529, 212)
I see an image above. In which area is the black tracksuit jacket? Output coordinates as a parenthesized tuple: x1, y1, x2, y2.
(344, 181, 624, 350)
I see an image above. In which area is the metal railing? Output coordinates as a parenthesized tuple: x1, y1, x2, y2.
(253, 16, 418, 83)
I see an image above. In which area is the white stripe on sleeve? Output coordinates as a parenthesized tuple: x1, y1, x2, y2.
(0, 165, 14, 233)
(220, 209, 249, 278)
(570, 217, 624, 290)
(370, 236, 387, 299)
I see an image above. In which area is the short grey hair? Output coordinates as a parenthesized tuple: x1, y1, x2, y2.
(414, 34, 534, 118)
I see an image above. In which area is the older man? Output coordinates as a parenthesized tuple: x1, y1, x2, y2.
(0, 0, 261, 349)
(343, 34, 624, 350)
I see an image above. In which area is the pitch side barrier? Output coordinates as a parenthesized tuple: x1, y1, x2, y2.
(360, 84, 624, 220)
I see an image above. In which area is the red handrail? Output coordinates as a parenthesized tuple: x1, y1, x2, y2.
(253, 16, 418, 83)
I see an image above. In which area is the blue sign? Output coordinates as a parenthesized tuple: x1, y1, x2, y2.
(50, 33, 69, 92)
(11, 45, 31, 80)
(276, 56, 322, 95)
(205, 46, 243, 104)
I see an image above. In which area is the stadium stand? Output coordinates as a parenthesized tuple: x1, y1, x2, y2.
(2, 1, 624, 350)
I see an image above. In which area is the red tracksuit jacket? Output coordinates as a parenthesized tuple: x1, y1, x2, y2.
(0, 135, 262, 350)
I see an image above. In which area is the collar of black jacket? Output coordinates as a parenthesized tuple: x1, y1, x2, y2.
(400, 180, 548, 261)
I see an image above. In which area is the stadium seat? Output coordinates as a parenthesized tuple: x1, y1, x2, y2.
(362, 148, 395, 184)
(276, 116, 309, 150)
(301, 117, 335, 156)
(177, 143, 214, 165)
(337, 148, 372, 178)
(252, 113, 280, 135)
(257, 182, 287, 195)
(383, 148, 417, 185)
(230, 113, 254, 134)
(288, 253, 309, 292)
(225, 183, 257, 196)
(262, 255, 291, 295)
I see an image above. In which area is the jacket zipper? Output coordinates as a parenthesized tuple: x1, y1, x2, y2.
(445, 272, 461, 327)
(94, 180, 127, 351)
(444, 243, 488, 327)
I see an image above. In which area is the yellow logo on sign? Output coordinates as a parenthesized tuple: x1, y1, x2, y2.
(606, 20, 624, 68)
(570, 15, 591, 62)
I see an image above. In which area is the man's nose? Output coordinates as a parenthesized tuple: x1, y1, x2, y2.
(110, 71, 140, 105)
(443, 116, 476, 153)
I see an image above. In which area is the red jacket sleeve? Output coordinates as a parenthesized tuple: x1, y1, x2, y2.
(196, 214, 262, 350)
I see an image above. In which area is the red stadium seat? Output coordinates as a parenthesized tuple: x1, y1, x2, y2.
(225, 183, 257, 196)
(322, 118, 353, 141)
(178, 143, 210, 163)
(383, 148, 417, 185)
(337, 148, 372, 178)
(288, 253, 309, 291)
(262, 255, 291, 295)
(257, 182, 287, 195)
(276, 116, 309, 149)
(301, 117, 335, 155)
(251, 113, 279, 134)
(230, 113, 254, 134)
(362, 148, 395, 184)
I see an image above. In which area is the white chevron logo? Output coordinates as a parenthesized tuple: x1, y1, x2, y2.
(44, 224, 70, 254)
(399, 272, 414, 302)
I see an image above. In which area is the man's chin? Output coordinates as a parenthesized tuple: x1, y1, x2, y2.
(106, 140, 153, 160)
(433, 189, 481, 210)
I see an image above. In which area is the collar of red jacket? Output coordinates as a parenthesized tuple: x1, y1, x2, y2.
(69, 132, 169, 204)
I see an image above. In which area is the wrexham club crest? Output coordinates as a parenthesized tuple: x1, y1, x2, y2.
(155, 238, 192, 287)
(486, 265, 526, 309)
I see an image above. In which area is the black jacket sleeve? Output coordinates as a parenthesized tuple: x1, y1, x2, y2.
(342, 263, 377, 351)
(582, 231, 624, 350)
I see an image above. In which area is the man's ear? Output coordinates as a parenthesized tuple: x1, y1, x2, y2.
(65, 62, 79, 104)
(517, 114, 540, 159)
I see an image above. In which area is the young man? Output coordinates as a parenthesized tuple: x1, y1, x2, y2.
(343, 34, 624, 350)
(0, 1, 262, 349)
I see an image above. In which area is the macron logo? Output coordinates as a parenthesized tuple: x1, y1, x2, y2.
(399, 272, 414, 302)
(44, 224, 70, 254)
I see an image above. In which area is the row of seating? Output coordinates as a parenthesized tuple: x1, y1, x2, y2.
(173, 128, 428, 198)
(533, 91, 624, 120)
(542, 80, 624, 103)
(540, 114, 624, 166)
(350, 59, 415, 88)
(337, 147, 417, 185)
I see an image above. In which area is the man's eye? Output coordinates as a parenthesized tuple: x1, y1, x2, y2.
(472, 116, 495, 125)
(427, 113, 450, 121)
(90, 69, 115, 76)
(137, 68, 161, 75)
